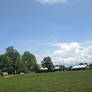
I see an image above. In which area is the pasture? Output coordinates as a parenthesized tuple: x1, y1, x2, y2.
(0, 70, 92, 92)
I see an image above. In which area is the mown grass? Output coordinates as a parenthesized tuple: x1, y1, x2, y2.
(0, 70, 92, 92)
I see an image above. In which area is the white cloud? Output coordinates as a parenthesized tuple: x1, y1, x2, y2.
(37, 0, 67, 4)
(37, 0, 80, 4)
(36, 41, 92, 66)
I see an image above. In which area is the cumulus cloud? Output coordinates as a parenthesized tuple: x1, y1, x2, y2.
(36, 41, 92, 66)
(37, 0, 67, 4)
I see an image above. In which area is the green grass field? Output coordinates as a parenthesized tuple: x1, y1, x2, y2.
(0, 70, 92, 92)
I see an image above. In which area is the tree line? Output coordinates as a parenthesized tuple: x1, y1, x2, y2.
(1, 46, 92, 74)
(0, 46, 54, 74)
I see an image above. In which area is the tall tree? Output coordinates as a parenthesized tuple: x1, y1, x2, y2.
(0, 55, 12, 73)
(41, 56, 54, 72)
(5, 46, 21, 73)
(17, 60, 28, 73)
(79, 63, 85, 65)
(22, 51, 38, 72)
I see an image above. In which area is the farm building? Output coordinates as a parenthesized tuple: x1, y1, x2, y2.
(40, 67, 48, 72)
(55, 67, 62, 72)
(71, 64, 89, 70)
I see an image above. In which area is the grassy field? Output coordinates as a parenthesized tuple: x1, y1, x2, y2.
(0, 70, 92, 92)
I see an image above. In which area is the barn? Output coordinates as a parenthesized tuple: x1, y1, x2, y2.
(55, 67, 62, 72)
(71, 64, 88, 70)
(40, 67, 48, 73)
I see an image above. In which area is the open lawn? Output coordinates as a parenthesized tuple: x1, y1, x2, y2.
(0, 70, 92, 92)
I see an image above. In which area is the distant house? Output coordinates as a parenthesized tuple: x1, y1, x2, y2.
(55, 67, 62, 72)
(71, 64, 89, 70)
(40, 67, 48, 72)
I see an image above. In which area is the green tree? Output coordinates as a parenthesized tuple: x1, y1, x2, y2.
(41, 56, 54, 72)
(0, 55, 12, 73)
(79, 63, 84, 65)
(17, 60, 28, 73)
(89, 63, 92, 69)
(22, 51, 38, 72)
(5, 46, 21, 74)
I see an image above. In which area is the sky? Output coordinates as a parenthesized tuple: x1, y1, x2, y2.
(0, 0, 92, 66)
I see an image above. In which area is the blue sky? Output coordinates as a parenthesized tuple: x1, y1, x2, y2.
(0, 0, 92, 65)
